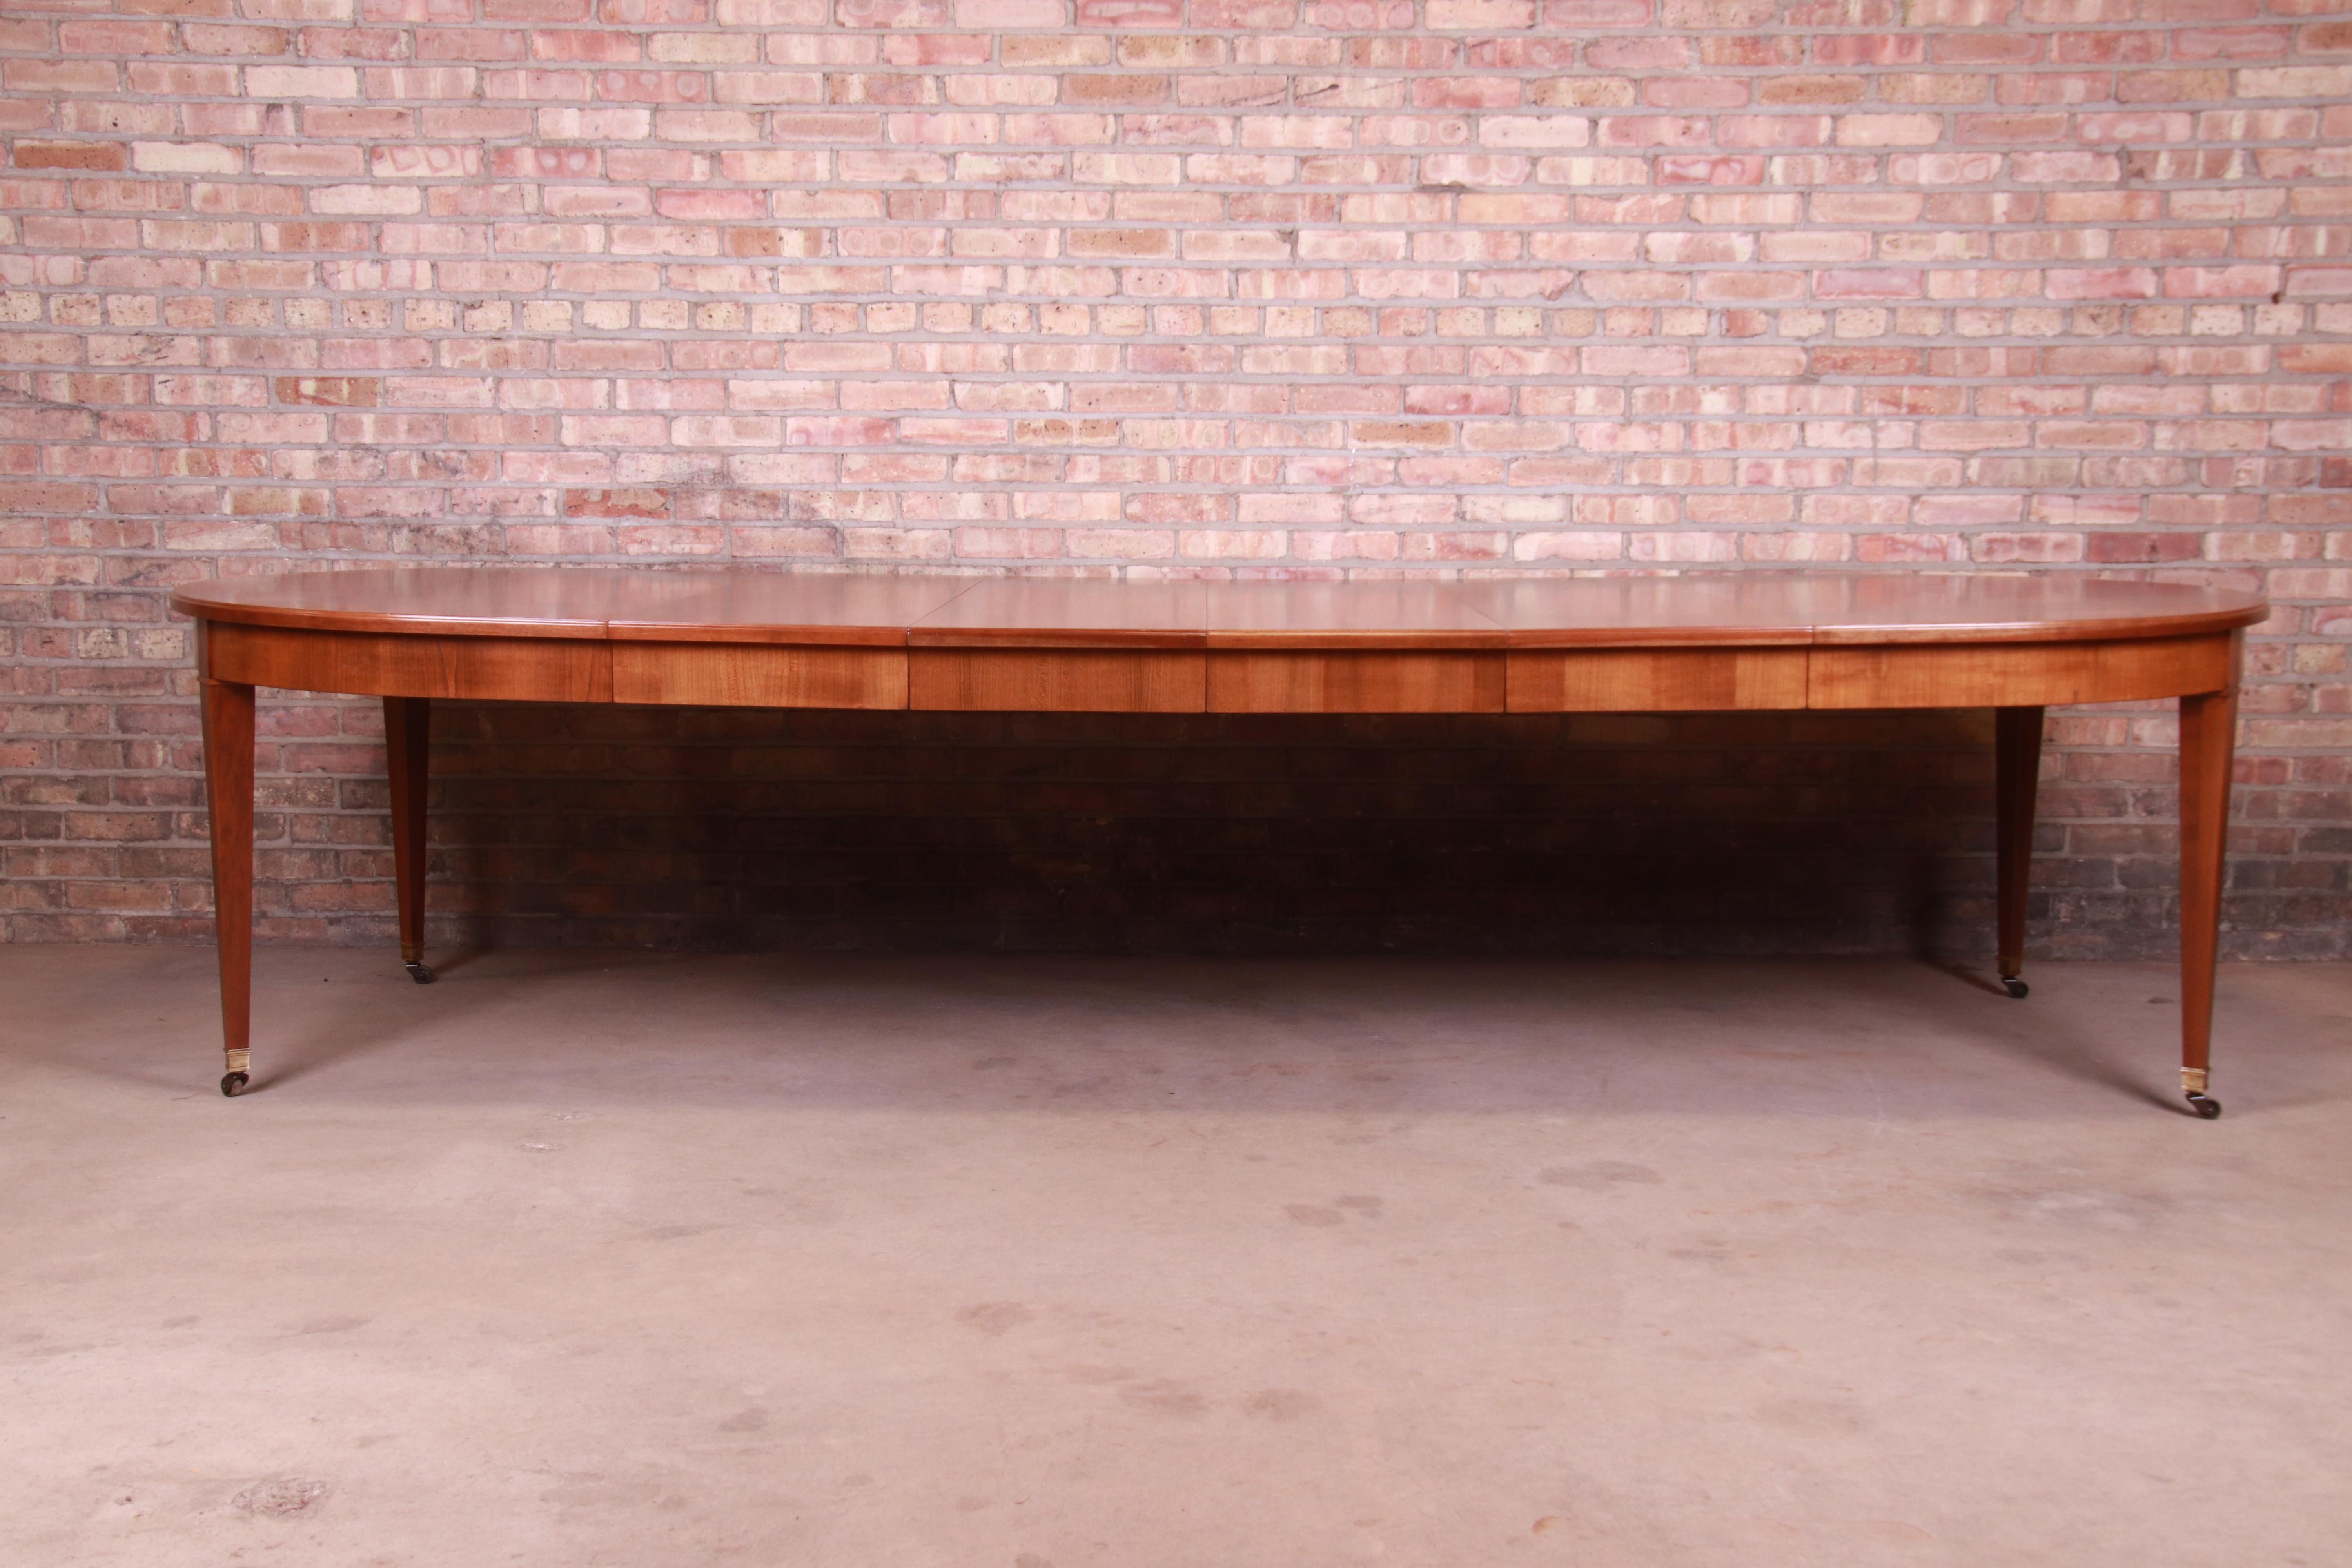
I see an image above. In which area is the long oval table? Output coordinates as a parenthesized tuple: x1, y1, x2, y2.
(173, 568, 2269, 1117)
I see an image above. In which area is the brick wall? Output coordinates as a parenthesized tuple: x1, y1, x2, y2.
(2, 0, 2348, 958)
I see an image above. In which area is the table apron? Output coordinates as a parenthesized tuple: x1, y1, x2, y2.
(909, 648, 1206, 712)
(200, 622, 2239, 713)
(612, 641, 905, 709)
(1508, 646, 1809, 711)
(203, 621, 612, 702)
(1805, 633, 2234, 709)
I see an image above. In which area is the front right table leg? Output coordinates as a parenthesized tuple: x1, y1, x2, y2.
(2177, 680, 2239, 1120)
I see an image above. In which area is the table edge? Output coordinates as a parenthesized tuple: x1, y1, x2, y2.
(175, 596, 2271, 650)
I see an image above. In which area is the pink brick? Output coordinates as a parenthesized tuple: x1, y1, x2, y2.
(2165, 265, 2283, 298)
(0, 0, 2344, 955)
(246, 64, 361, 96)
(953, 0, 1064, 22)
(1833, 113, 1943, 147)
(2039, 266, 2159, 300)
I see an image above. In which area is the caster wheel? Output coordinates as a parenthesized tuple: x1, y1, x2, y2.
(2002, 976, 2029, 1000)
(405, 961, 435, 985)
(220, 1071, 250, 1098)
(2186, 1093, 2222, 1120)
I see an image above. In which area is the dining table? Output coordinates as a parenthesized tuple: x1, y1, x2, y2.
(172, 566, 2268, 1117)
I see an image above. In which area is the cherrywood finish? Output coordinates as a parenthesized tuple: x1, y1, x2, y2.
(1472, 573, 2261, 648)
(173, 567, 2268, 1112)
(1207, 651, 1506, 714)
(384, 697, 430, 970)
(207, 621, 612, 704)
(909, 648, 1208, 712)
(1509, 647, 1809, 712)
(1806, 634, 2234, 710)
(176, 567, 2267, 651)
(1993, 706, 2043, 989)
(179, 565, 624, 638)
(2177, 643, 2243, 1107)
(606, 572, 972, 646)
(1203, 580, 1510, 649)
(611, 643, 906, 709)
(197, 676, 255, 1093)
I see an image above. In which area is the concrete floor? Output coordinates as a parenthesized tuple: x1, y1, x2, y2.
(2, 948, 2347, 1568)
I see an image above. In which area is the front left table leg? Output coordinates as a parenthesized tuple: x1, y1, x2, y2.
(2178, 682, 2239, 1120)
(384, 696, 434, 984)
(201, 677, 256, 1096)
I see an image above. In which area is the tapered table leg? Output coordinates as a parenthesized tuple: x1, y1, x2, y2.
(2178, 682, 2239, 1120)
(383, 696, 434, 984)
(1994, 705, 2043, 1000)
(201, 676, 256, 1096)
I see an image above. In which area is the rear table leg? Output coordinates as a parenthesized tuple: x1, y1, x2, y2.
(1994, 705, 2043, 1001)
(385, 696, 434, 984)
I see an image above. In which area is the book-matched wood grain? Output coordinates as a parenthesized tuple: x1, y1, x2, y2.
(1807, 635, 2235, 710)
(909, 649, 1207, 712)
(1509, 648, 1809, 711)
(610, 643, 907, 709)
(205, 621, 613, 704)
(1208, 652, 1506, 713)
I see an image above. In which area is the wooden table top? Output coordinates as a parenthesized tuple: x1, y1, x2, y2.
(173, 568, 2269, 650)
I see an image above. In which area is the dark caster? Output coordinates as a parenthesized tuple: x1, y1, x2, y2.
(220, 1072, 249, 1097)
(2002, 976, 2030, 999)
(2186, 1093, 2223, 1120)
(405, 962, 435, 985)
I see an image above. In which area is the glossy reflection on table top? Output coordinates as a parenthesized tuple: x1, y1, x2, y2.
(173, 567, 2270, 649)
